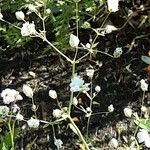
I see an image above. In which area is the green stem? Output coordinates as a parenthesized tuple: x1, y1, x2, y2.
(68, 62, 76, 115)
(73, 1, 79, 61)
(69, 117, 90, 150)
(8, 117, 15, 150)
(43, 38, 72, 63)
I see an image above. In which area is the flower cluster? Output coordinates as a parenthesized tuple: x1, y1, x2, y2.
(1, 88, 23, 104)
(107, 0, 119, 12)
(137, 129, 150, 148)
(0, 106, 9, 117)
(70, 74, 90, 92)
(21, 22, 37, 37)
(27, 117, 40, 128)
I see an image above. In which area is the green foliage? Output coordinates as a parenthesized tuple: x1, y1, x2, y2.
(0, 25, 30, 46)
(0, 127, 19, 149)
(135, 119, 150, 131)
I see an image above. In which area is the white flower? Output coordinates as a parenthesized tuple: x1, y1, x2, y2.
(124, 107, 132, 117)
(113, 47, 123, 58)
(105, 25, 117, 34)
(137, 129, 150, 148)
(109, 138, 118, 148)
(85, 43, 91, 49)
(70, 74, 90, 92)
(141, 106, 147, 113)
(107, 0, 119, 12)
(1, 88, 22, 104)
(108, 104, 114, 112)
(95, 85, 101, 93)
(49, 90, 57, 99)
(16, 113, 24, 121)
(0, 106, 9, 117)
(46, 9, 51, 15)
(23, 84, 33, 98)
(28, 4, 37, 12)
(73, 97, 78, 106)
(69, 34, 79, 48)
(54, 138, 63, 149)
(86, 68, 94, 79)
(52, 109, 62, 118)
(12, 104, 20, 113)
(27, 117, 40, 128)
(32, 105, 37, 111)
(21, 22, 37, 36)
(140, 79, 148, 92)
(85, 107, 92, 117)
(15, 11, 25, 21)
(0, 12, 3, 20)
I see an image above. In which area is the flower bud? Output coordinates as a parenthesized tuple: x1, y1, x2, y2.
(69, 34, 79, 48)
(49, 90, 57, 99)
(140, 79, 148, 92)
(73, 97, 78, 106)
(124, 107, 132, 117)
(46, 9, 51, 15)
(23, 84, 33, 98)
(86, 68, 94, 79)
(141, 106, 147, 113)
(107, 0, 119, 12)
(16, 113, 24, 121)
(113, 47, 122, 58)
(15, 11, 25, 21)
(95, 85, 101, 93)
(108, 104, 114, 112)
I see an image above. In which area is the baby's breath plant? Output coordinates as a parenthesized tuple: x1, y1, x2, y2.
(0, 0, 121, 149)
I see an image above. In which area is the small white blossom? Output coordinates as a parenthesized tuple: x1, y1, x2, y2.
(70, 74, 90, 92)
(95, 85, 101, 93)
(124, 107, 132, 117)
(86, 68, 94, 79)
(49, 90, 57, 99)
(46, 9, 51, 15)
(0, 106, 9, 117)
(141, 106, 147, 113)
(73, 97, 78, 106)
(23, 84, 33, 98)
(28, 4, 37, 12)
(69, 34, 79, 48)
(1, 88, 22, 104)
(105, 25, 117, 34)
(16, 113, 24, 121)
(140, 79, 148, 92)
(27, 117, 40, 128)
(109, 138, 118, 148)
(15, 11, 25, 21)
(52, 109, 62, 118)
(137, 129, 150, 148)
(85, 107, 92, 117)
(108, 104, 114, 112)
(12, 104, 20, 113)
(0, 12, 3, 20)
(113, 47, 123, 58)
(85, 43, 91, 49)
(32, 105, 37, 111)
(21, 22, 37, 36)
(107, 0, 119, 12)
(54, 138, 63, 149)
